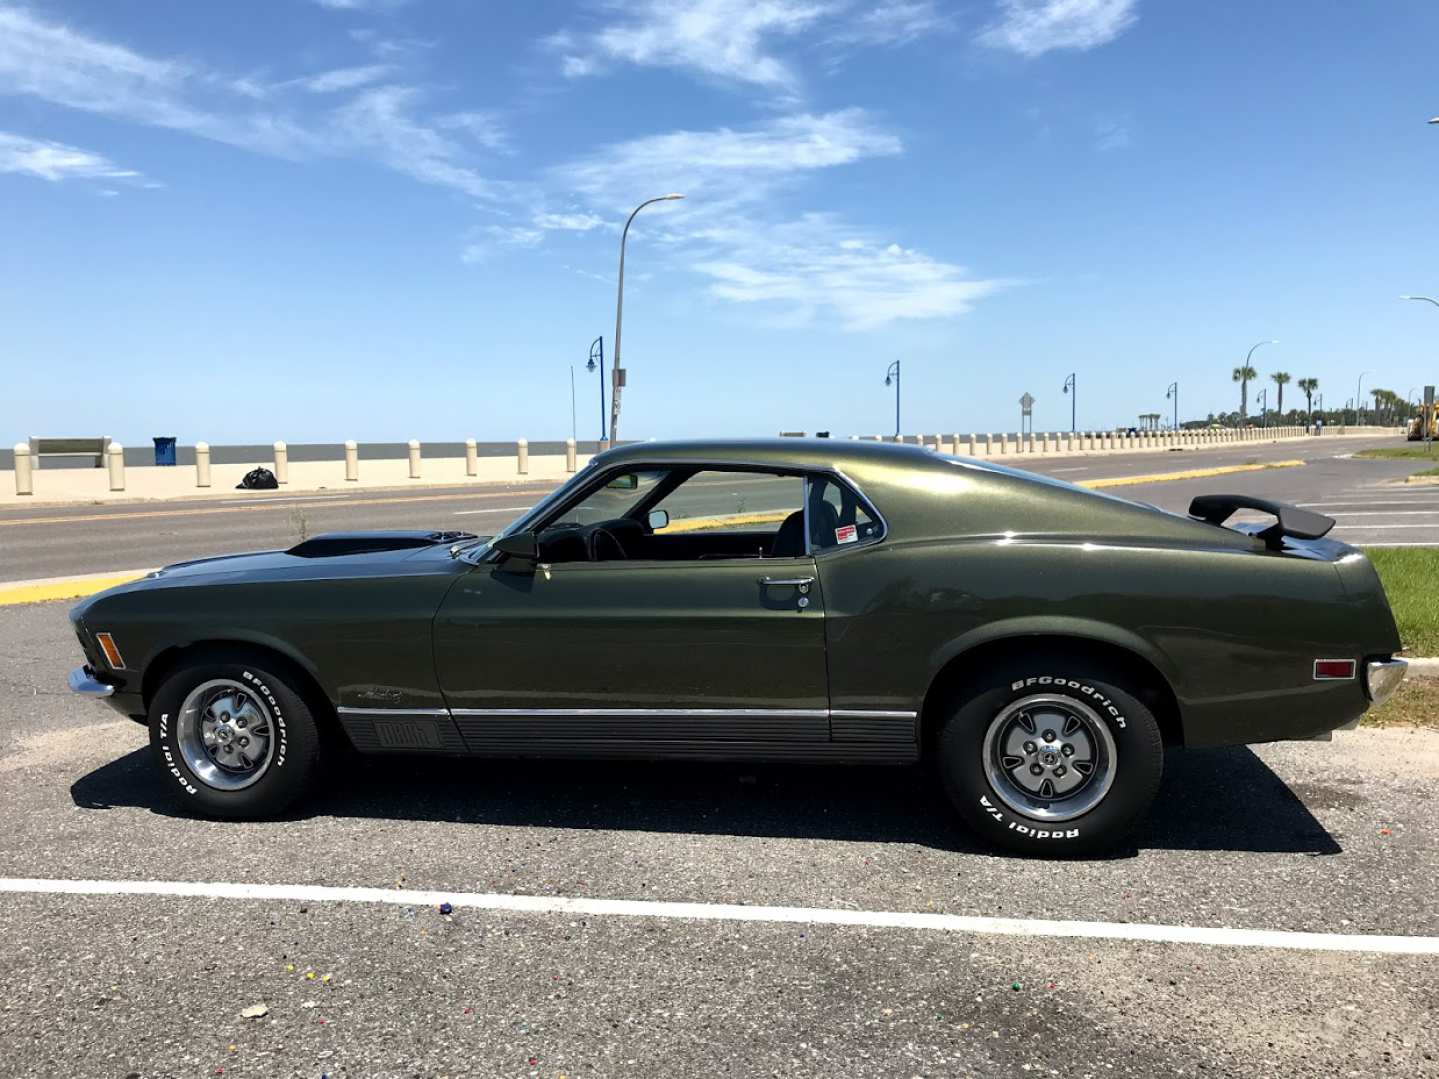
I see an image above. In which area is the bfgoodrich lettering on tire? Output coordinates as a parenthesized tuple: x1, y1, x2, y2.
(937, 657, 1163, 855)
(148, 655, 321, 820)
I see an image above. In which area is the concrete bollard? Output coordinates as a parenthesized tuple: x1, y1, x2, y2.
(599, 439, 612, 452)
(408, 439, 421, 479)
(273, 441, 289, 485)
(464, 438, 477, 477)
(195, 441, 211, 488)
(999, 434, 1008, 454)
(345, 440, 359, 481)
(13, 442, 33, 496)
(968, 434, 977, 456)
(107, 442, 125, 492)
(517, 438, 529, 474)
(565, 437, 577, 472)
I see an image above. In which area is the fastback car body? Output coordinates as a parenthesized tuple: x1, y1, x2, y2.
(68, 439, 1407, 853)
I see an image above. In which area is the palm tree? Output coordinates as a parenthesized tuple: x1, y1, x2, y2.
(1232, 366, 1258, 421)
(1270, 371, 1291, 416)
(1297, 377, 1319, 421)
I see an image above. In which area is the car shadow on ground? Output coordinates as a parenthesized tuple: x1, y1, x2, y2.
(71, 744, 1341, 859)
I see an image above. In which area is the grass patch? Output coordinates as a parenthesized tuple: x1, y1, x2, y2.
(1414, 464, 1439, 479)
(1364, 678, 1439, 729)
(1354, 445, 1439, 460)
(1363, 547, 1439, 656)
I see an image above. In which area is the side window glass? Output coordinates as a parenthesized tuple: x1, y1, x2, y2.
(550, 469, 667, 527)
(809, 476, 882, 551)
(652, 471, 803, 533)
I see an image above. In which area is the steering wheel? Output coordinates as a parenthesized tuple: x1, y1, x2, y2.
(587, 526, 628, 562)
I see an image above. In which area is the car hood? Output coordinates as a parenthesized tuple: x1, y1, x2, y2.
(78, 530, 482, 608)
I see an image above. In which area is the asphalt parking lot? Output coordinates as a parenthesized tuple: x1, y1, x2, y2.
(2, 597, 1438, 1077)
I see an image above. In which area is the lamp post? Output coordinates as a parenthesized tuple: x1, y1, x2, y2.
(585, 336, 606, 442)
(1356, 370, 1370, 426)
(1061, 373, 1076, 432)
(1165, 381, 1179, 431)
(1401, 294, 1439, 309)
(609, 193, 685, 443)
(883, 361, 902, 438)
(569, 365, 576, 442)
(1257, 387, 1268, 429)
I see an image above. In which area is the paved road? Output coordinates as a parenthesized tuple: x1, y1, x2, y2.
(2, 600, 1437, 1076)
(2, 434, 1432, 581)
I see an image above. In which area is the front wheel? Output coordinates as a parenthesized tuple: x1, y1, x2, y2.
(148, 655, 321, 819)
(937, 659, 1164, 855)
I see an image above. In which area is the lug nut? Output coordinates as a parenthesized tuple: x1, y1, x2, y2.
(1042, 729, 1056, 743)
(1022, 740, 1036, 754)
(1029, 763, 1044, 776)
(1054, 765, 1067, 777)
(239, 737, 249, 747)
(1061, 743, 1074, 757)
(236, 717, 247, 729)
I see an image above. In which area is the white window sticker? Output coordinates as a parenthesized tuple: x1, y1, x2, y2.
(834, 524, 858, 545)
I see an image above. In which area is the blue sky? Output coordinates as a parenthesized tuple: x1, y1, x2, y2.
(2, 0, 1438, 446)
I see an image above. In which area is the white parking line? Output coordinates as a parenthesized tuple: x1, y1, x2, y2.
(1332, 524, 1439, 530)
(1, 877, 1436, 956)
(1325, 511, 1439, 517)
(453, 506, 530, 516)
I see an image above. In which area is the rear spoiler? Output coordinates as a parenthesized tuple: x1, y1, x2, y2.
(1187, 494, 1335, 550)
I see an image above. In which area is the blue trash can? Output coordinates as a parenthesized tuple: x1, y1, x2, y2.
(152, 437, 178, 466)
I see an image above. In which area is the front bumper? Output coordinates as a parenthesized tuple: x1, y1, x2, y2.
(1365, 658, 1408, 706)
(68, 665, 116, 699)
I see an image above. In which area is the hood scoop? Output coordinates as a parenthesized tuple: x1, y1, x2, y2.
(287, 530, 477, 559)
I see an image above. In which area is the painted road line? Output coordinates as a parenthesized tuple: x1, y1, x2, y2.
(452, 506, 531, 516)
(0, 877, 1435, 956)
(0, 488, 555, 528)
(1352, 542, 1439, 548)
(1079, 460, 1305, 490)
(1324, 511, 1439, 517)
(0, 569, 156, 606)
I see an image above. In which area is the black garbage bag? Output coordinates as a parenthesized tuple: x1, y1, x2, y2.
(236, 467, 279, 490)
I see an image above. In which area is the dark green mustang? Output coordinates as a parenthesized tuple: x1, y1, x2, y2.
(67, 439, 1408, 854)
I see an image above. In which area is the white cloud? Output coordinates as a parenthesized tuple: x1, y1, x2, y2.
(438, 110, 510, 153)
(978, 0, 1138, 57)
(555, 109, 901, 210)
(332, 86, 507, 200)
(0, 5, 508, 198)
(534, 211, 606, 231)
(835, 2, 953, 46)
(552, 0, 835, 92)
(297, 64, 394, 93)
(691, 214, 1008, 330)
(549, 114, 1004, 331)
(1093, 116, 1130, 150)
(0, 130, 144, 183)
(312, 0, 412, 11)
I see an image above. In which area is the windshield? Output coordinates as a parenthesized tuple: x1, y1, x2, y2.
(461, 459, 602, 559)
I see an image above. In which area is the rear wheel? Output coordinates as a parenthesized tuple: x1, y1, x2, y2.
(148, 656, 321, 819)
(937, 657, 1164, 855)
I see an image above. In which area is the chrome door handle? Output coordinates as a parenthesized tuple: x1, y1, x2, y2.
(759, 576, 814, 593)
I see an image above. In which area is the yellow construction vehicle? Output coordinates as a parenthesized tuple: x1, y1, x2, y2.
(1409, 402, 1439, 441)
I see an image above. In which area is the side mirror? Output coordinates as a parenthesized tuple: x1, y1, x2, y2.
(492, 531, 539, 561)
(647, 508, 670, 531)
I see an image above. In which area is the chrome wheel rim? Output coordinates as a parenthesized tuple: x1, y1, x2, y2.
(176, 679, 275, 792)
(982, 693, 1116, 823)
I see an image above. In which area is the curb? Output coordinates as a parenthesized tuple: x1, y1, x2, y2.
(0, 569, 155, 607)
(1080, 459, 1305, 490)
(1406, 658, 1439, 679)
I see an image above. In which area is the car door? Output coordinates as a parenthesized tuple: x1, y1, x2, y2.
(432, 467, 830, 752)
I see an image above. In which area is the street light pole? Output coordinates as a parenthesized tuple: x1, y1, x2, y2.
(1166, 381, 1179, 431)
(884, 361, 902, 438)
(1062, 373, 1076, 432)
(1356, 370, 1370, 426)
(609, 193, 685, 444)
(586, 337, 606, 443)
(569, 365, 576, 442)
(1401, 294, 1439, 309)
(1257, 387, 1268, 429)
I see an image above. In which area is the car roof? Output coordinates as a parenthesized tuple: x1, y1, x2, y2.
(596, 437, 940, 472)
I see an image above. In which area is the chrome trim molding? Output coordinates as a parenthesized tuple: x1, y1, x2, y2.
(345, 704, 918, 720)
(337, 706, 450, 717)
(1364, 659, 1407, 705)
(451, 707, 832, 718)
(67, 666, 115, 699)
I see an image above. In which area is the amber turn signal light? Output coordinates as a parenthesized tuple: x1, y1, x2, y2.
(94, 632, 126, 670)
